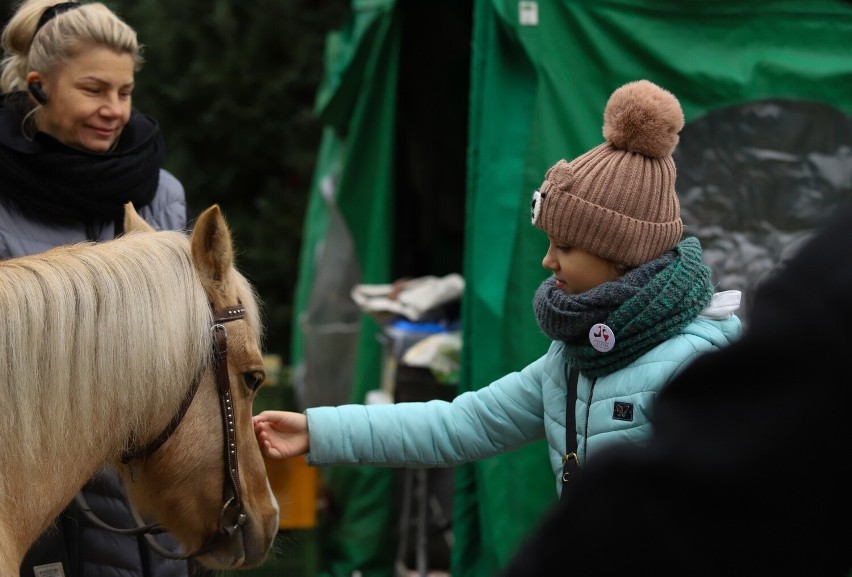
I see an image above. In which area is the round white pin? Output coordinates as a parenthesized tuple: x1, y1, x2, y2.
(588, 323, 615, 352)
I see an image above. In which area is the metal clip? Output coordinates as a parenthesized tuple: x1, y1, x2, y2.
(561, 452, 578, 483)
(211, 323, 227, 358)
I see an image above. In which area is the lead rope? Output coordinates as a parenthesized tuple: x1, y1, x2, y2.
(560, 364, 580, 502)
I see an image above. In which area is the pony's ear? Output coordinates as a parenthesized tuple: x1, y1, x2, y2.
(190, 204, 235, 304)
(123, 202, 155, 233)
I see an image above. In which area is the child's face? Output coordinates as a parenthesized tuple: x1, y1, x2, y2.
(542, 237, 622, 294)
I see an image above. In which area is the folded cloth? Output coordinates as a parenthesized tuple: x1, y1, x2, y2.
(402, 331, 462, 384)
(351, 273, 464, 322)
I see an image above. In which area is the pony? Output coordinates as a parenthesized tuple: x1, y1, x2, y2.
(0, 203, 280, 574)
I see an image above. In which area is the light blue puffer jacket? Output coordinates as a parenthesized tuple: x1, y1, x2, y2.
(307, 291, 742, 497)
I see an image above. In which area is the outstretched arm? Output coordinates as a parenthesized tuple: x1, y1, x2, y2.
(252, 410, 309, 459)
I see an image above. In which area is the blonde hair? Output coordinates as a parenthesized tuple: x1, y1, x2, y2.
(0, 227, 267, 536)
(0, 228, 263, 475)
(0, 0, 143, 93)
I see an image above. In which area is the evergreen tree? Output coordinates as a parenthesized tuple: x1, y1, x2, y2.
(75, 0, 344, 361)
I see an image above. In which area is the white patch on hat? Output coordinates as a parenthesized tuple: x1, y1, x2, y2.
(531, 188, 544, 225)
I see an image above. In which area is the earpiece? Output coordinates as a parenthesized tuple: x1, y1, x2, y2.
(28, 82, 48, 105)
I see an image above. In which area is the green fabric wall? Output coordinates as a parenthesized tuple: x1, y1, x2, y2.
(291, 2, 400, 575)
(293, 1, 852, 576)
(462, 1, 852, 574)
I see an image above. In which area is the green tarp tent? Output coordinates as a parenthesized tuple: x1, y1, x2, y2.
(291, 1, 852, 576)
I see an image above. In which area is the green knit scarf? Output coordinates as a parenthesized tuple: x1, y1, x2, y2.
(533, 236, 713, 378)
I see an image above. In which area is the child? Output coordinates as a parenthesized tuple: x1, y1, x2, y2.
(499, 206, 852, 577)
(254, 79, 742, 498)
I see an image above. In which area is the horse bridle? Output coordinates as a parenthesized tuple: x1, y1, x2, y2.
(75, 303, 249, 560)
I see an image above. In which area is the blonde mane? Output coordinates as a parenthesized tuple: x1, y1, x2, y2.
(0, 205, 276, 574)
(0, 230, 219, 476)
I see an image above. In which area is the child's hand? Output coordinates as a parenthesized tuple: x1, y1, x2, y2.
(252, 410, 310, 459)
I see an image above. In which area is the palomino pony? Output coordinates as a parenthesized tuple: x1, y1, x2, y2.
(0, 203, 279, 574)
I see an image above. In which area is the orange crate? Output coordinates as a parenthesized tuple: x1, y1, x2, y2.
(264, 454, 319, 529)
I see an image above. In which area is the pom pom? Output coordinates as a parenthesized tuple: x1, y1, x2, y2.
(602, 80, 684, 158)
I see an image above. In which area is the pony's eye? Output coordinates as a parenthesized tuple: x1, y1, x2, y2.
(242, 371, 266, 391)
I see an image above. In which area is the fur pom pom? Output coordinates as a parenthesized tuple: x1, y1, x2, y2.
(602, 80, 684, 158)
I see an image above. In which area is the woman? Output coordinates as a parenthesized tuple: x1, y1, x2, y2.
(0, 1, 194, 576)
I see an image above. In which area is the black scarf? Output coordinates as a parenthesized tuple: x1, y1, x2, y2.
(0, 93, 164, 227)
(533, 237, 714, 377)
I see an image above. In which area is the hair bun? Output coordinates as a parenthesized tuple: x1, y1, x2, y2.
(602, 79, 684, 158)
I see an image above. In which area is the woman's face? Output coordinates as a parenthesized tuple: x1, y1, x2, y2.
(30, 45, 135, 152)
(541, 236, 622, 294)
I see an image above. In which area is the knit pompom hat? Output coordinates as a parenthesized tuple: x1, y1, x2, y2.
(531, 79, 685, 267)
